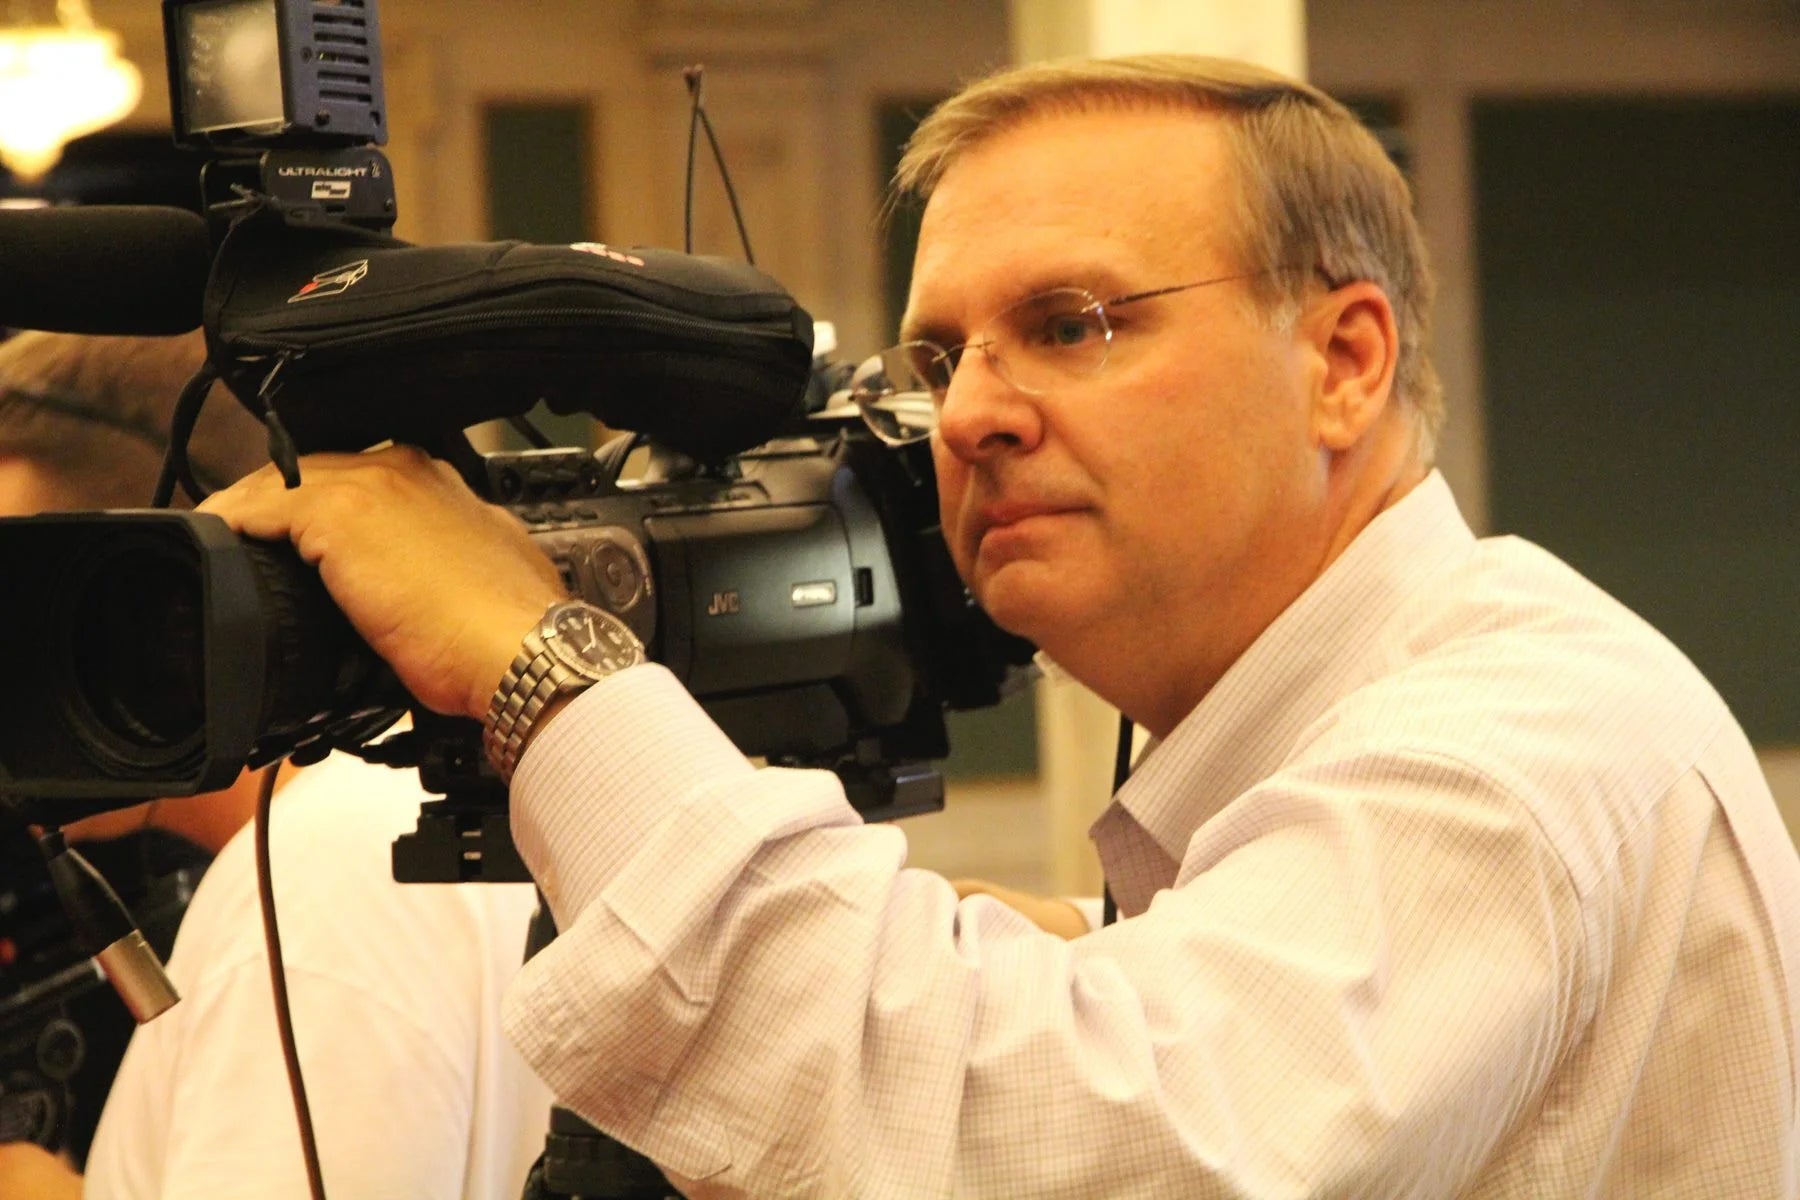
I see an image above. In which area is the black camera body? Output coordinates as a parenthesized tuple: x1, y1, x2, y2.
(0, 412, 1035, 836)
(399, 422, 1037, 881)
(501, 432, 979, 772)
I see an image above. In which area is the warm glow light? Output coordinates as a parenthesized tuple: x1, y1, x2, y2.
(0, 8, 142, 182)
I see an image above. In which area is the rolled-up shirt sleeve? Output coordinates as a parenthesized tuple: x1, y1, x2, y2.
(502, 664, 1584, 1199)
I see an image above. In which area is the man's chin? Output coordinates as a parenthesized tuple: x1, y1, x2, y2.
(972, 567, 1074, 645)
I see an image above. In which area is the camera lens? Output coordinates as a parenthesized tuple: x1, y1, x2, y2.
(78, 545, 205, 745)
(56, 532, 206, 771)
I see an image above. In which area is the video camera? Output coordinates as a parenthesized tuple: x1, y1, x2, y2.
(0, 0, 1037, 869)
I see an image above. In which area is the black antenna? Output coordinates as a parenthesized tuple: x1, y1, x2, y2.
(682, 64, 756, 264)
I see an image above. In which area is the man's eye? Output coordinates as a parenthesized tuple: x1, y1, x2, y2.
(1035, 313, 1100, 348)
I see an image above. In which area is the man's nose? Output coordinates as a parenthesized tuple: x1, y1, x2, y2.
(933, 346, 1045, 461)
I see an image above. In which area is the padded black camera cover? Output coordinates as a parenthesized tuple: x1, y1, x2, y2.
(202, 199, 815, 462)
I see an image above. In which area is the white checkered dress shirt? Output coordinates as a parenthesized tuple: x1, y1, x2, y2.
(505, 471, 1799, 1198)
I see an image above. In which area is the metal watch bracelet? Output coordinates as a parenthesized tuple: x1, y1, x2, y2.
(482, 633, 580, 784)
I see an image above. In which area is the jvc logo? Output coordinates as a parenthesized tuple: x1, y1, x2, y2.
(706, 591, 741, 616)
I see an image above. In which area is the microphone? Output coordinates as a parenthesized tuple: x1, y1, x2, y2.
(0, 205, 212, 336)
(37, 828, 180, 1023)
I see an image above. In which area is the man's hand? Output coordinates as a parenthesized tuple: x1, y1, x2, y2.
(200, 446, 565, 720)
(951, 878, 1090, 939)
(0, 1141, 82, 1199)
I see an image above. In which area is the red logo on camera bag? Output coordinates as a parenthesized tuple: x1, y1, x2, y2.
(288, 259, 371, 303)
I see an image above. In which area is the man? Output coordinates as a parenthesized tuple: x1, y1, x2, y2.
(199, 57, 1800, 1196)
(0, 330, 551, 1198)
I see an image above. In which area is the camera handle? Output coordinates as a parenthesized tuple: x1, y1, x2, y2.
(518, 901, 682, 1200)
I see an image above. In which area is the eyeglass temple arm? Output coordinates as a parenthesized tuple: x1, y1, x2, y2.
(1103, 264, 1339, 309)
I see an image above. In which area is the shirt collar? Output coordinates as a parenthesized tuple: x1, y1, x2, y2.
(1106, 470, 1478, 864)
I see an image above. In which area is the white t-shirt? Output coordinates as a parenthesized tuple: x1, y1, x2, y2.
(85, 752, 552, 1200)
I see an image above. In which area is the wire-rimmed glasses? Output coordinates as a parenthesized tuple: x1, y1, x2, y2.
(849, 270, 1280, 446)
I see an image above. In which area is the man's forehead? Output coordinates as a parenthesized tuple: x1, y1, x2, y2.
(900, 255, 1137, 343)
(902, 107, 1237, 336)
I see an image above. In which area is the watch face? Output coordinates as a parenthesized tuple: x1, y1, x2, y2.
(545, 603, 643, 676)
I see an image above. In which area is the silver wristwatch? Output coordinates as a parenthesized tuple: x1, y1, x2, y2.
(482, 598, 645, 783)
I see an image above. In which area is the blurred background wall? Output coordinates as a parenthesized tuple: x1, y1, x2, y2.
(10, 0, 1795, 894)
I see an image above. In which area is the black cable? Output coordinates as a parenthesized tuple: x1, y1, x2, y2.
(682, 66, 702, 255)
(263, 403, 303, 490)
(1112, 713, 1134, 790)
(508, 413, 554, 449)
(415, 429, 490, 498)
(253, 763, 326, 1200)
(175, 450, 208, 507)
(593, 430, 640, 482)
(151, 361, 220, 508)
(1102, 713, 1134, 927)
(695, 105, 755, 265)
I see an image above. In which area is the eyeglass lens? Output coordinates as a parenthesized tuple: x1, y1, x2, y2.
(850, 286, 1112, 445)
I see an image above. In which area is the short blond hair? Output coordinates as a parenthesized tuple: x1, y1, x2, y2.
(896, 54, 1444, 462)
(0, 330, 268, 509)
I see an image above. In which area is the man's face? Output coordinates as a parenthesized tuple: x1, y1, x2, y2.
(909, 106, 1336, 732)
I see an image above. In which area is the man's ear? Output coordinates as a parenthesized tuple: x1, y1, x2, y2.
(1303, 281, 1399, 452)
